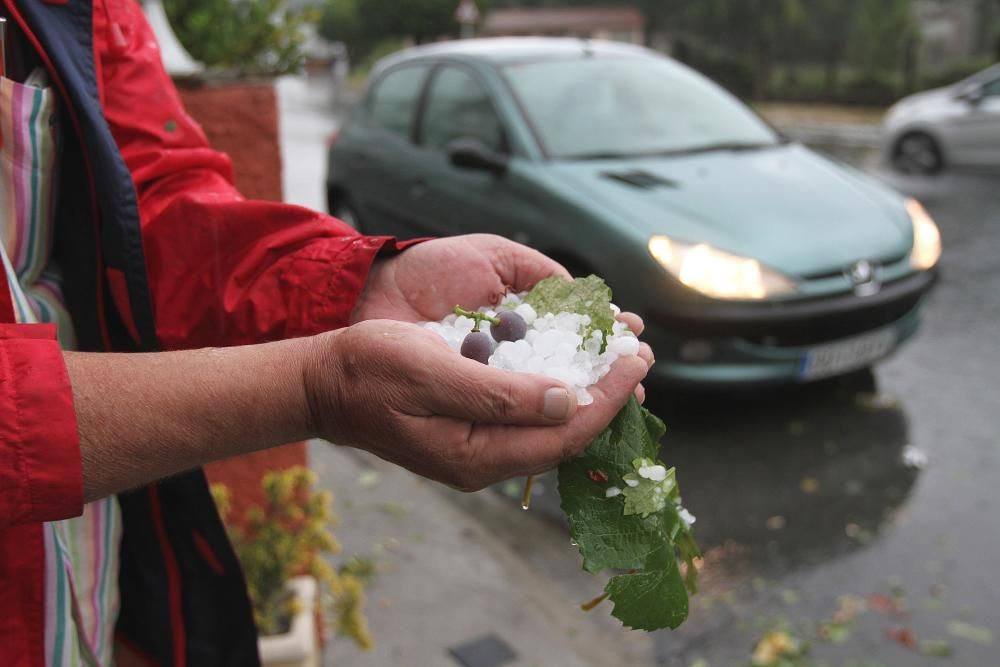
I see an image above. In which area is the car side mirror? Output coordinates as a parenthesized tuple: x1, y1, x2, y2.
(957, 84, 985, 106)
(447, 138, 508, 174)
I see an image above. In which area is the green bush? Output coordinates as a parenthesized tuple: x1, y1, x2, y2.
(211, 467, 372, 648)
(838, 74, 900, 106)
(164, 0, 318, 76)
(674, 44, 756, 99)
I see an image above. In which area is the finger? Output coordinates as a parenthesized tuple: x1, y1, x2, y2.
(617, 311, 644, 336)
(422, 351, 579, 426)
(635, 383, 646, 405)
(474, 234, 571, 290)
(467, 355, 649, 481)
(638, 342, 654, 369)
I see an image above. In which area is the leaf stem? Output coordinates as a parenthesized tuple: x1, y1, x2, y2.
(453, 305, 501, 331)
(580, 591, 610, 612)
(520, 475, 535, 510)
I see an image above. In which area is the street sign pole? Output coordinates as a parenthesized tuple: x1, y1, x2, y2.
(454, 0, 481, 39)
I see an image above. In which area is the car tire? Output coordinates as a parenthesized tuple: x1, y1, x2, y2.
(891, 132, 944, 176)
(331, 197, 365, 233)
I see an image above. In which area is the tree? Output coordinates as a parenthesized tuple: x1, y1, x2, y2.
(320, 0, 474, 61)
(849, 0, 918, 80)
(672, 0, 805, 98)
(165, 0, 316, 75)
(802, 0, 861, 94)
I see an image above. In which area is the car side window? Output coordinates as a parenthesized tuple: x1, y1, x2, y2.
(421, 66, 506, 153)
(367, 65, 430, 139)
(983, 78, 1000, 98)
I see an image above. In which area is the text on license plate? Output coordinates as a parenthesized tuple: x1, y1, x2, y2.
(800, 329, 897, 380)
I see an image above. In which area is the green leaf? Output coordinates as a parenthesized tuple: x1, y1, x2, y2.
(622, 460, 677, 518)
(605, 544, 689, 631)
(558, 396, 700, 631)
(559, 398, 665, 573)
(525, 275, 615, 338)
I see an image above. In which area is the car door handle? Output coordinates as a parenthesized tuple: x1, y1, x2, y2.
(409, 179, 427, 199)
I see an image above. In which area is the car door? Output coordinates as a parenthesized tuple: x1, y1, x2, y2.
(343, 63, 431, 237)
(406, 64, 542, 241)
(946, 77, 1000, 167)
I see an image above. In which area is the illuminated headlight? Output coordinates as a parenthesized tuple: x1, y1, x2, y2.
(906, 198, 942, 270)
(648, 235, 797, 300)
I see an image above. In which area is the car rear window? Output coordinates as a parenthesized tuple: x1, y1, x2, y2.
(367, 65, 430, 139)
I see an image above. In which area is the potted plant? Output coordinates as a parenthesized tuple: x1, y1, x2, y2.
(212, 466, 372, 666)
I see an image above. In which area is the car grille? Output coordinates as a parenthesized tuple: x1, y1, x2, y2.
(742, 293, 922, 347)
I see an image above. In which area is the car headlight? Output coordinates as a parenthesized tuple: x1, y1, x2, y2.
(648, 235, 797, 300)
(906, 198, 942, 270)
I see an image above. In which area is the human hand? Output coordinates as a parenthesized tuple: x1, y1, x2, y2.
(351, 234, 568, 324)
(351, 233, 649, 402)
(302, 319, 652, 491)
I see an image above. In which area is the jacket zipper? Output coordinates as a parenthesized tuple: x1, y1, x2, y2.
(2, 0, 112, 350)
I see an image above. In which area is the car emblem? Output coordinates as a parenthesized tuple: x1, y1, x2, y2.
(846, 260, 881, 296)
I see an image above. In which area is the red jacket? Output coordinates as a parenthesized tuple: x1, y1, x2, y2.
(0, 1, 408, 664)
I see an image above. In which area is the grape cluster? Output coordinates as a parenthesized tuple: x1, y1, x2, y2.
(457, 308, 528, 365)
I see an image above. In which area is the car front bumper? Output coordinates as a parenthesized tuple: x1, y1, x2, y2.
(643, 270, 937, 385)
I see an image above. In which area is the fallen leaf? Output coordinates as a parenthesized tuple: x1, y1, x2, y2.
(919, 639, 953, 657)
(869, 593, 903, 616)
(885, 627, 917, 650)
(751, 630, 803, 666)
(947, 620, 994, 645)
(357, 470, 381, 488)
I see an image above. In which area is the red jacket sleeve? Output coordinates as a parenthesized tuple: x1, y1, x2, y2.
(0, 324, 83, 528)
(95, 0, 405, 350)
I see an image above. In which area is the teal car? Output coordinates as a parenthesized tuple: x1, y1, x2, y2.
(326, 38, 941, 384)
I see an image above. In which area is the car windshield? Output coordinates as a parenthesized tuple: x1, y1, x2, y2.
(503, 55, 781, 160)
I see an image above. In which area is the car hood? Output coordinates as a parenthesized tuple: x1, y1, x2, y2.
(885, 86, 953, 123)
(549, 143, 911, 277)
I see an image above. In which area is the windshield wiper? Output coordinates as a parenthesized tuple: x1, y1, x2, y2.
(562, 141, 783, 161)
(562, 151, 639, 161)
(652, 141, 782, 157)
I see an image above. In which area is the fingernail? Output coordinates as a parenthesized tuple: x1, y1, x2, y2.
(543, 387, 573, 421)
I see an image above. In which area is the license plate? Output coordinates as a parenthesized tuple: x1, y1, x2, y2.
(800, 329, 897, 380)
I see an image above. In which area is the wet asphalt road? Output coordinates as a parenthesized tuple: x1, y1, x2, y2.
(514, 164, 999, 666)
(648, 166, 1000, 666)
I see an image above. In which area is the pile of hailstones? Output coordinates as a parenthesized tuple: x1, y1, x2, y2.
(423, 293, 640, 406)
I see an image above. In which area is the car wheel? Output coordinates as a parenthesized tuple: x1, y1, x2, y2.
(892, 132, 944, 175)
(332, 198, 365, 233)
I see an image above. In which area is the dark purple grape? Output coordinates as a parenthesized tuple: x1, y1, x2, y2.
(490, 311, 527, 343)
(461, 331, 494, 364)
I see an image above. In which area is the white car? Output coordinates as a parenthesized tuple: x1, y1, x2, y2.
(883, 63, 1000, 174)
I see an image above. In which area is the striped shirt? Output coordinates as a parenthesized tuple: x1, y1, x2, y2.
(0, 72, 120, 665)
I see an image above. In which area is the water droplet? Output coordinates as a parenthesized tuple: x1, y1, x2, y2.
(520, 501, 530, 511)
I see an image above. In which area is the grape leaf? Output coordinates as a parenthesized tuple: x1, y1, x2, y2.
(525, 275, 615, 338)
(558, 396, 700, 632)
(622, 460, 677, 518)
(606, 543, 688, 631)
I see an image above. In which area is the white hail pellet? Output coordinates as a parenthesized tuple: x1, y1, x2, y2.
(605, 487, 622, 498)
(423, 294, 640, 407)
(638, 464, 668, 482)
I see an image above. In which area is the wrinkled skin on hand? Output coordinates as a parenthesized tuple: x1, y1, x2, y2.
(309, 234, 653, 489)
(303, 319, 651, 491)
